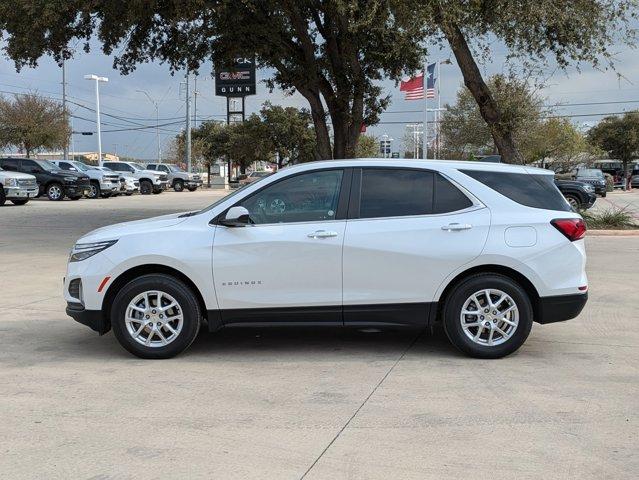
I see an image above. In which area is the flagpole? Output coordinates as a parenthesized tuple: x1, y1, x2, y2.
(423, 61, 428, 160)
(437, 60, 441, 159)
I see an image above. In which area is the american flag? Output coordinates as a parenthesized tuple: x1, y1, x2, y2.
(399, 63, 436, 100)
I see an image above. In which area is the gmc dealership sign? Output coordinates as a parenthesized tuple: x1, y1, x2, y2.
(215, 58, 256, 97)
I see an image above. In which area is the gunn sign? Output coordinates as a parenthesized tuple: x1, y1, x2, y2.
(215, 58, 256, 97)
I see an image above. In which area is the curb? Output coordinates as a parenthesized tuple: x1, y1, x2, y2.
(587, 229, 639, 236)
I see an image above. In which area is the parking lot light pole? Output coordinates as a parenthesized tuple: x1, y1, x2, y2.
(84, 74, 108, 166)
(137, 90, 161, 163)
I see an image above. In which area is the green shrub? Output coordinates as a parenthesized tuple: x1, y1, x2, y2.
(581, 207, 638, 229)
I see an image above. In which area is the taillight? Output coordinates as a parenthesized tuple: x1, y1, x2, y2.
(551, 218, 587, 241)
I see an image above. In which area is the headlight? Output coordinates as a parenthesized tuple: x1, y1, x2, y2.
(70, 240, 118, 262)
(583, 184, 595, 192)
(3, 177, 17, 187)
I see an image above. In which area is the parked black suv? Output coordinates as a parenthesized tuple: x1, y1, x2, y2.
(0, 158, 91, 200)
(574, 168, 607, 196)
(555, 179, 596, 210)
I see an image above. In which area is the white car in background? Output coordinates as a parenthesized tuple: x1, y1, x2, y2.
(95, 167, 139, 196)
(64, 159, 588, 359)
(102, 161, 168, 195)
(52, 160, 120, 199)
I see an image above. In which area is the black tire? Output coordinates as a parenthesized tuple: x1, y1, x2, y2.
(564, 194, 581, 210)
(111, 274, 202, 359)
(602, 191, 607, 198)
(11, 199, 29, 205)
(69, 195, 81, 201)
(0, 187, 6, 206)
(140, 179, 153, 195)
(187, 186, 198, 192)
(125, 192, 133, 196)
(46, 182, 64, 201)
(88, 181, 101, 199)
(442, 273, 533, 359)
(173, 179, 184, 192)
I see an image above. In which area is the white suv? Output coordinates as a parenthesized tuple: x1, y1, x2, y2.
(64, 160, 588, 359)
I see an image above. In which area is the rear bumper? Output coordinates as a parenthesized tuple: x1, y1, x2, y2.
(536, 293, 588, 324)
(66, 302, 109, 335)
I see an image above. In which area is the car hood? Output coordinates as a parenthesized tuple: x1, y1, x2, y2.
(142, 169, 164, 177)
(79, 212, 189, 243)
(0, 171, 35, 180)
(555, 179, 591, 188)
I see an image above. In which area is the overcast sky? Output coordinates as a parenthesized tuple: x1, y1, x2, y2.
(1, 36, 638, 160)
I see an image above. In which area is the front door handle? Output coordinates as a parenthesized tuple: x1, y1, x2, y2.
(441, 223, 473, 231)
(308, 230, 339, 239)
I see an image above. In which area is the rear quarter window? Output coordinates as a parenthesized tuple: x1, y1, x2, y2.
(461, 170, 571, 212)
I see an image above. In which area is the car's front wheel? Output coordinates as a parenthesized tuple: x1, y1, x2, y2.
(173, 179, 184, 192)
(564, 194, 580, 210)
(112, 274, 201, 359)
(46, 183, 64, 201)
(443, 273, 533, 359)
(140, 179, 153, 195)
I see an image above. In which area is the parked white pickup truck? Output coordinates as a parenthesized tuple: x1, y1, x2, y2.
(52, 160, 121, 198)
(0, 166, 38, 206)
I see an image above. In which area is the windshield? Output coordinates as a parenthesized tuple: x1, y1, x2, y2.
(71, 161, 90, 172)
(35, 160, 58, 171)
(578, 169, 604, 177)
(169, 165, 184, 172)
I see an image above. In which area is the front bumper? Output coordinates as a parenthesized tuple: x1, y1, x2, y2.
(99, 180, 119, 192)
(64, 184, 91, 197)
(536, 292, 588, 324)
(4, 186, 38, 199)
(153, 181, 169, 190)
(66, 302, 109, 335)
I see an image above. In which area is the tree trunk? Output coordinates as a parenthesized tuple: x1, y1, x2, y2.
(441, 22, 524, 164)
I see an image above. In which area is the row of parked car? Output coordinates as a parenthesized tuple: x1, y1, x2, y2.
(0, 157, 202, 206)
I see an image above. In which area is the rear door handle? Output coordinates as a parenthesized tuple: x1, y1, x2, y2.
(441, 223, 472, 231)
(307, 230, 339, 239)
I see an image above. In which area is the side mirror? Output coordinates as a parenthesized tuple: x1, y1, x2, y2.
(220, 206, 250, 227)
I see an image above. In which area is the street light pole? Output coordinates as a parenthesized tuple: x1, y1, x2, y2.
(137, 90, 161, 163)
(84, 74, 108, 166)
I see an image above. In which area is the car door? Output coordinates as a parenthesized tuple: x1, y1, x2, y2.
(342, 168, 490, 325)
(213, 168, 351, 324)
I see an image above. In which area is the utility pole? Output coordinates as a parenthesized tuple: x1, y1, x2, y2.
(62, 60, 69, 161)
(193, 75, 198, 128)
(185, 71, 192, 173)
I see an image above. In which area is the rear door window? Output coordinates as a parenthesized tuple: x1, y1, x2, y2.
(358, 168, 433, 219)
(433, 174, 473, 214)
(461, 170, 571, 212)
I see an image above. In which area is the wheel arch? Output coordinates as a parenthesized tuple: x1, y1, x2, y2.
(101, 264, 208, 332)
(435, 264, 541, 323)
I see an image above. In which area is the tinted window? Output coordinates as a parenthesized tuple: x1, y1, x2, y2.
(147, 164, 156, 170)
(461, 170, 571, 212)
(1, 159, 18, 171)
(433, 174, 473, 213)
(105, 163, 127, 172)
(58, 162, 74, 170)
(359, 169, 433, 219)
(239, 169, 343, 224)
(21, 160, 40, 172)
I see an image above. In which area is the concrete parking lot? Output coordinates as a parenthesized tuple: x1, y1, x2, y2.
(1, 191, 638, 479)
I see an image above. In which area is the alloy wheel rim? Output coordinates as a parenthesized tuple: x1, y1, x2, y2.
(460, 289, 519, 347)
(49, 185, 61, 199)
(567, 197, 579, 209)
(89, 185, 98, 198)
(125, 290, 184, 348)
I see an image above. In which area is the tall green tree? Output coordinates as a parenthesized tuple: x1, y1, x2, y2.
(441, 75, 543, 159)
(588, 112, 639, 185)
(522, 117, 589, 171)
(0, 1, 425, 160)
(258, 102, 316, 167)
(0, 1, 634, 162)
(410, 0, 636, 163)
(0, 93, 70, 157)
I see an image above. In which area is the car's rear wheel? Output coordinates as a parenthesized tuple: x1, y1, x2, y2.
(111, 274, 201, 359)
(443, 273, 533, 359)
(564, 194, 580, 210)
